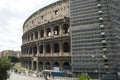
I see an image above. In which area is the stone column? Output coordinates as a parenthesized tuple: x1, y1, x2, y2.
(59, 41, 62, 56)
(32, 60, 34, 70)
(37, 45, 39, 56)
(38, 31, 40, 39)
(60, 24, 63, 36)
(51, 43, 53, 56)
(50, 61, 53, 70)
(51, 27, 54, 36)
(28, 48, 30, 56)
(36, 61, 39, 71)
(59, 61, 63, 71)
(44, 28, 46, 38)
(32, 47, 34, 56)
(33, 32, 35, 41)
(43, 44, 45, 56)
(43, 62, 46, 70)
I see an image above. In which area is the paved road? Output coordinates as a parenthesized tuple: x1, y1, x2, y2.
(9, 73, 45, 80)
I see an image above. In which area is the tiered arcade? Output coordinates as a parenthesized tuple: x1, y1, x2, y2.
(21, 0, 71, 71)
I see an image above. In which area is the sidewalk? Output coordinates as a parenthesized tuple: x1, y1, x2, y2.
(9, 72, 44, 80)
(9, 71, 78, 80)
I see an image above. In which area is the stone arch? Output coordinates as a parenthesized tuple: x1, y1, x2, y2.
(24, 61, 27, 68)
(26, 48, 29, 55)
(62, 62, 71, 70)
(45, 44, 51, 53)
(26, 61, 29, 69)
(46, 28, 51, 37)
(53, 43, 59, 53)
(39, 61, 43, 71)
(45, 62, 51, 70)
(25, 48, 27, 54)
(29, 61, 32, 70)
(39, 45, 43, 54)
(23, 48, 25, 54)
(33, 61, 37, 70)
(40, 29, 44, 38)
(53, 62, 59, 67)
(62, 24, 69, 34)
(30, 47, 32, 54)
(31, 33, 33, 40)
(23, 48, 26, 54)
(28, 35, 30, 41)
(35, 31, 38, 39)
(54, 26, 59, 35)
(63, 42, 70, 52)
(33, 46, 37, 56)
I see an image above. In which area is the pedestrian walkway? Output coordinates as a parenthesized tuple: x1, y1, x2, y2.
(9, 73, 44, 80)
(9, 71, 78, 80)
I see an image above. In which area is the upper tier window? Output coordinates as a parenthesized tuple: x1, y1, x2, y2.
(55, 10, 59, 15)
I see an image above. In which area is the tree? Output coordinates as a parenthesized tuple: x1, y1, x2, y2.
(78, 74, 90, 80)
(8, 56, 19, 62)
(0, 57, 11, 80)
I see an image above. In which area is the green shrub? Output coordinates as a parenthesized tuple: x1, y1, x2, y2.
(78, 74, 90, 80)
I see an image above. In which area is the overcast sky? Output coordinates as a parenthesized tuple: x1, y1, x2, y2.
(0, 0, 58, 52)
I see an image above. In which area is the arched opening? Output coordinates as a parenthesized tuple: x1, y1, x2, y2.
(30, 47, 32, 54)
(28, 35, 30, 41)
(24, 48, 26, 54)
(22, 48, 25, 54)
(26, 48, 29, 55)
(39, 45, 43, 54)
(55, 10, 59, 15)
(25, 37, 27, 42)
(62, 24, 70, 34)
(33, 61, 37, 70)
(39, 61, 43, 71)
(53, 43, 59, 53)
(24, 49, 26, 54)
(25, 61, 27, 68)
(63, 42, 70, 52)
(25, 48, 27, 55)
(45, 44, 51, 53)
(29, 61, 32, 69)
(53, 62, 59, 67)
(40, 29, 44, 38)
(26, 61, 29, 69)
(35, 31, 38, 39)
(23, 61, 25, 68)
(31, 33, 33, 40)
(45, 62, 51, 70)
(46, 28, 51, 37)
(54, 26, 59, 35)
(33, 46, 37, 56)
(63, 62, 71, 70)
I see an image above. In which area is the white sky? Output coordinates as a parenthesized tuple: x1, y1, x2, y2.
(0, 0, 58, 51)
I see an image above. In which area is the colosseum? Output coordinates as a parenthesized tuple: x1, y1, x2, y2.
(21, 0, 71, 72)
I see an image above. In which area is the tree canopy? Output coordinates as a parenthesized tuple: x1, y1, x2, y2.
(0, 57, 11, 80)
(8, 56, 19, 62)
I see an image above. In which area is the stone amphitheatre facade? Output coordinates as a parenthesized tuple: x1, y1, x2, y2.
(21, 0, 71, 72)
